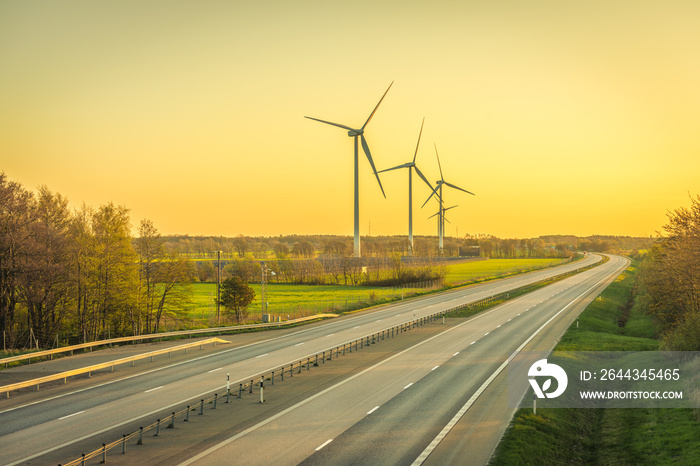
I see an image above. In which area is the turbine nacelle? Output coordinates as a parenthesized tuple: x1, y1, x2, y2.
(348, 129, 363, 137)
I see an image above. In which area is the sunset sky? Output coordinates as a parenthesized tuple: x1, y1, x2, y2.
(2, 1, 699, 239)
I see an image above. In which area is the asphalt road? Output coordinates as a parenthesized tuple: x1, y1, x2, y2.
(177, 254, 628, 465)
(0, 253, 604, 465)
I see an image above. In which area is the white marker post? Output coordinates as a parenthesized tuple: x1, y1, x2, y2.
(260, 376, 264, 403)
(533, 393, 537, 415)
(226, 373, 230, 403)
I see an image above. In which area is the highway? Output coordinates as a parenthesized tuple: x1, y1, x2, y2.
(0, 254, 608, 465)
(179, 254, 628, 465)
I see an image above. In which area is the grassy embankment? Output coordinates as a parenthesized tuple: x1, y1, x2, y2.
(490, 262, 700, 466)
(184, 258, 568, 325)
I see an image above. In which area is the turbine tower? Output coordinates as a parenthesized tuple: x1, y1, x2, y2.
(422, 144, 475, 254)
(305, 82, 393, 258)
(377, 118, 433, 256)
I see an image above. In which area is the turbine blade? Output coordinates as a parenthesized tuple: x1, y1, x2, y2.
(445, 181, 475, 195)
(361, 134, 386, 198)
(378, 162, 412, 174)
(422, 184, 440, 208)
(304, 116, 355, 132)
(361, 81, 394, 130)
(412, 117, 425, 163)
(444, 205, 459, 211)
(443, 216, 452, 224)
(434, 143, 444, 180)
(428, 211, 439, 220)
(413, 165, 433, 190)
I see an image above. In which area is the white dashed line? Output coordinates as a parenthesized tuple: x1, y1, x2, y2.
(59, 411, 84, 420)
(367, 406, 380, 415)
(145, 386, 163, 393)
(404, 383, 414, 389)
(316, 439, 333, 451)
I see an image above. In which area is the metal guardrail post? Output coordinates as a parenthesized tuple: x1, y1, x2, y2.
(298, 361, 302, 374)
(321, 351, 325, 363)
(185, 406, 190, 422)
(199, 399, 204, 415)
(213, 393, 218, 409)
(81, 453, 85, 466)
(271, 371, 275, 385)
(155, 419, 161, 436)
(249, 380, 254, 393)
(137, 427, 143, 445)
(239, 384, 242, 398)
(169, 412, 175, 428)
(122, 434, 126, 454)
(102, 444, 106, 463)
(281, 368, 284, 381)
(290, 364, 293, 377)
(307, 357, 310, 370)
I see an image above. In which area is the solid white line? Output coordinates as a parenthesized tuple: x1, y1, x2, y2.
(145, 386, 163, 393)
(411, 258, 628, 465)
(367, 406, 380, 415)
(404, 383, 414, 389)
(207, 368, 222, 373)
(58, 411, 84, 420)
(255, 353, 269, 358)
(315, 439, 333, 451)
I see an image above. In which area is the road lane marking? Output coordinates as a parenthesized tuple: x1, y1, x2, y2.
(507, 319, 512, 322)
(294, 343, 304, 346)
(326, 334, 336, 337)
(367, 406, 380, 415)
(470, 341, 476, 345)
(59, 411, 84, 420)
(404, 383, 414, 389)
(496, 325, 501, 328)
(315, 439, 333, 451)
(453, 352, 459, 356)
(484, 332, 489, 336)
(376, 319, 382, 322)
(431, 366, 439, 371)
(353, 326, 360, 329)
(255, 353, 268, 358)
(207, 368, 222, 373)
(145, 386, 163, 393)
(412, 258, 630, 466)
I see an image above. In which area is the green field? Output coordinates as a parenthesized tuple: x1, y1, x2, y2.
(183, 258, 572, 326)
(491, 262, 700, 465)
(444, 258, 568, 285)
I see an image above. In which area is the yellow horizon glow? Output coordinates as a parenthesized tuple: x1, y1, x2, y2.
(2, 1, 698, 239)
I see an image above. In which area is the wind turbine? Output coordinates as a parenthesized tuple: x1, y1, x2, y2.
(377, 118, 433, 256)
(305, 82, 393, 258)
(422, 144, 475, 254)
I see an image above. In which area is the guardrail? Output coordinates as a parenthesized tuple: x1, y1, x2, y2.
(1, 338, 229, 398)
(1, 314, 338, 369)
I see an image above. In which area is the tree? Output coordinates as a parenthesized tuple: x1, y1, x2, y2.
(219, 275, 255, 323)
(0, 174, 35, 347)
(232, 235, 248, 258)
(21, 186, 72, 347)
(642, 194, 700, 350)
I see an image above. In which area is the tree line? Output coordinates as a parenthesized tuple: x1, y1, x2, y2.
(641, 195, 700, 350)
(1, 173, 193, 350)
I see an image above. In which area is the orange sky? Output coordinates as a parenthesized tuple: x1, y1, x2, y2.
(2, 1, 699, 239)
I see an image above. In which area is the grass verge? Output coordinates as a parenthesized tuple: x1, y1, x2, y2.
(490, 261, 700, 465)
